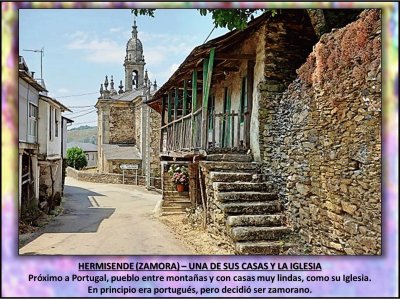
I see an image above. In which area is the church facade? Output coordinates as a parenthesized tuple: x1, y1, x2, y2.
(95, 19, 161, 188)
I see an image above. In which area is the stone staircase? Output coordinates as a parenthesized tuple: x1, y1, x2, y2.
(202, 153, 293, 254)
(161, 173, 191, 216)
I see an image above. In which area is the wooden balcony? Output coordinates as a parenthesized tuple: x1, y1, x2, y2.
(160, 108, 250, 157)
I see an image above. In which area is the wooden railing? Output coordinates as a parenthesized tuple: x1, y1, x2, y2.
(192, 108, 202, 149)
(161, 108, 250, 154)
(208, 110, 250, 150)
(161, 108, 202, 153)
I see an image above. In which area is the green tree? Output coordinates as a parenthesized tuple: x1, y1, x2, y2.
(131, 8, 276, 31)
(66, 147, 87, 170)
(132, 8, 361, 35)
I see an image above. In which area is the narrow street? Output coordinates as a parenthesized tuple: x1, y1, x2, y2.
(19, 177, 191, 255)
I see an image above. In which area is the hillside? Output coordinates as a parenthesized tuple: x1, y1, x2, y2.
(67, 126, 97, 144)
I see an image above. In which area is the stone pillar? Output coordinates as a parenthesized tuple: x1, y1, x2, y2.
(31, 154, 39, 200)
(188, 162, 199, 206)
(102, 107, 110, 144)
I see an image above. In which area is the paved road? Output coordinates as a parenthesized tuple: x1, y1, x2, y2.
(19, 177, 191, 255)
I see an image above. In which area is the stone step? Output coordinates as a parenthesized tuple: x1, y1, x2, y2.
(161, 211, 186, 216)
(163, 191, 189, 198)
(235, 240, 294, 255)
(218, 201, 282, 215)
(200, 161, 260, 172)
(163, 183, 178, 188)
(227, 215, 285, 227)
(210, 172, 254, 183)
(213, 182, 274, 192)
(163, 198, 191, 203)
(163, 201, 192, 208)
(206, 154, 253, 162)
(162, 206, 188, 213)
(215, 191, 278, 202)
(164, 197, 192, 203)
(230, 226, 292, 242)
(163, 184, 177, 188)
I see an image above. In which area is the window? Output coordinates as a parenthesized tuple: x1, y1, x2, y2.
(28, 103, 38, 139)
(49, 106, 53, 140)
(240, 76, 248, 123)
(55, 109, 59, 137)
(92, 154, 94, 160)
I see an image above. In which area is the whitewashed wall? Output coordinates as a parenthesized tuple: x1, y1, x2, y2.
(19, 78, 39, 144)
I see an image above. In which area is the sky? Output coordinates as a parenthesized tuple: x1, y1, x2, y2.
(19, 9, 230, 128)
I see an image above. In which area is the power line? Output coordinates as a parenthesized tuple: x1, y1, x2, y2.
(69, 109, 97, 119)
(68, 120, 97, 126)
(55, 92, 98, 98)
(64, 107, 95, 115)
(67, 105, 95, 108)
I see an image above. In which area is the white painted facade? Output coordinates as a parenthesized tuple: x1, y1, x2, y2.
(61, 117, 73, 158)
(18, 57, 45, 215)
(207, 25, 265, 155)
(85, 152, 98, 167)
(38, 98, 62, 159)
(250, 25, 266, 162)
(19, 77, 39, 144)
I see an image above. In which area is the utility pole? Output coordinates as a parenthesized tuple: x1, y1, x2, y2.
(23, 47, 44, 80)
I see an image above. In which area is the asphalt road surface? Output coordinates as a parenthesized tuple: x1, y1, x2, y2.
(19, 177, 191, 255)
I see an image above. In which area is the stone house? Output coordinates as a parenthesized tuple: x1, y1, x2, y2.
(146, 9, 381, 255)
(95, 19, 161, 189)
(67, 142, 98, 167)
(18, 56, 47, 215)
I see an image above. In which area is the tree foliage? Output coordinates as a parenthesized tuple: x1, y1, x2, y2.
(198, 9, 277, 30)
(66, 147, 87, 170)
(131, 8, 277, 31)
(131, 9, 156, 18)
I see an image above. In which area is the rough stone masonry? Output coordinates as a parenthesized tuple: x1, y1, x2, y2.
(259, 9, 381, 254)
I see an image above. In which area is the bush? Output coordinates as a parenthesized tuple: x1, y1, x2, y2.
(66, 147, 87, 170)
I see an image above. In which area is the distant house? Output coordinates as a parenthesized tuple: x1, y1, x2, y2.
(18, 56, 47, 215)
(67, 142, 98, 167)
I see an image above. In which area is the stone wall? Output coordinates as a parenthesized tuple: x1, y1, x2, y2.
(38, 159, 63, 209)
(149, 108, 161, 178)
(259, 9, 381, 254)
(109, 104, 136, 144)
(255, 10, 317, 162)
(199, 164, 235, 251)
(66, 167, 147, 186)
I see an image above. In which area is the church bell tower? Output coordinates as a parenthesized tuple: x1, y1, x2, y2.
(124, 19, 145, 91)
